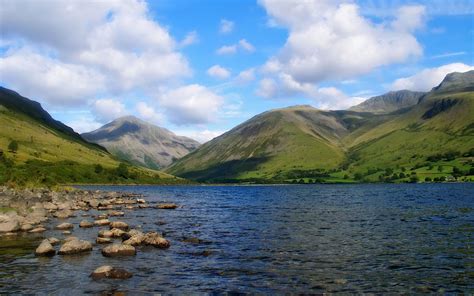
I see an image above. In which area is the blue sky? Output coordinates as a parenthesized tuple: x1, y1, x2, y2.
(0, 0, 473, 142)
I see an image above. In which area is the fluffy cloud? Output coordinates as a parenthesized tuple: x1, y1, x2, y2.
(135, 102, 163, 125)
(180, 31, 199, 47)
(238, 39, 255, 52)
(256, 74, 364, 110)
(258, 0, 425, 84)
(216, 39, 256, 55)
(219, 19, 234, 34)
(207, 65, 231, 79)
(391, 63, 474, 91)
(92, 99, 127, 123)
(0, 49, 103, 105)
(66, 116, 102, 134)
(159, 84, 224, 125)
(236, 68, 256, 83)
(216, 45, 238, 55)
(174, 129, 224, 143)
(0, 0, 190, 104)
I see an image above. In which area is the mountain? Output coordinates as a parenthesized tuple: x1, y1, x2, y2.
(0, 87, 182, 186)
(82, 116, 200, 169)
(349, 90, 425, 114)
(167, 71, 474, 183)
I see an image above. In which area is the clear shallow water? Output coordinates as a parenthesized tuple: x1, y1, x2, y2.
(1, 184, 473, 294)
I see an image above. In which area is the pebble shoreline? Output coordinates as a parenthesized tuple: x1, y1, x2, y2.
(0, 186, 179, 280)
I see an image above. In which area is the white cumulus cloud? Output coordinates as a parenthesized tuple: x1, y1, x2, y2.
(207, 65, 231, 79)
(159, 84, 224, 125)
(219, 19, 234, 34)
(258, 0, 425, 84)
(92, 99, 127, 123)
(391, 63, 474, 91)
(216, 45, 238, 55)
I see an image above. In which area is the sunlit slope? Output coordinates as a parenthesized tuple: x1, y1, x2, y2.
(167, 106, 350, 181)
(346, 90, 474, 173)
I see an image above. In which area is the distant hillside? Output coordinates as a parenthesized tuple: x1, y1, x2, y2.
(0, 88, 184, 186)
(82, 116, 200, 169)
(349, 90, 425, 114)
(167, 71, 474, 183)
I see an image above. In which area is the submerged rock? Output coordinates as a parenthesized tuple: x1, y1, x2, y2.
(29, 227, 47, 233)
(93, 219, 110, 226)
(109, 221, 129, 230)
(102, 244, 136, 257)
(58, 239, 92, 255)
(96, 237, 113, 244)
(79, 220, 94, 228)
(143, 232, 170, 249)
(90, 265, 133, 280)
(156, 203, 178, 210)
(55, 222, 73, 230)
(54, 210, 74, 219)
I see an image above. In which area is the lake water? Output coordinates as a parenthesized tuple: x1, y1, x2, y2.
(1, 184, 473, 294)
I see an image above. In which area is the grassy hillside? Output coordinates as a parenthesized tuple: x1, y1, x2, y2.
(0, 90, 185, 187)
(167, 72, 474, 184)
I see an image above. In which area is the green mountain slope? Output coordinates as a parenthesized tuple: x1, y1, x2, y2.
(349, 90, 425, 114)
(167, 71, 474, 183)
(0, 87, 182, 186)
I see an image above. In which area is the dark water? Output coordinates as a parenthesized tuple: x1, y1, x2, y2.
(1, 184, 473, 294)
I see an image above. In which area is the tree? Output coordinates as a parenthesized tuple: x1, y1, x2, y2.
(116, 163, 129, 178)
(8, 140, 18, 153)
(425, 177, 432, 182)
(94, 164, 103, 174)
(437, 165, 443, 172)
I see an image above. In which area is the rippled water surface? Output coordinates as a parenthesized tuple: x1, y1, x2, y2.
(1, 184, 473, 294)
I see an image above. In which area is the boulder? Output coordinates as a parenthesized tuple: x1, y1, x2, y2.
(90, 265, 133, 280)
(47, 237, 60, 245)
(35, 239, 56, 256)
(108, 211, 125, 217)
(54, 209, 74, 219)
(64, 236, 79, 243)
(143, 232, 170, 249)
(55, 222, 73, 230)
(98, 229, 114, 238)
(62, 230, 71, 235)
(58, 239, 92, 255)
(20, 223, 34, 232)
(156, 203, 178, 210)
(0, 213, 21, 233)
(123, 234, 144, 246)
(110, 228, 126, 238)
(29, 227, 47, 233)
(109, 221, 129, 230)
(136, 199, 146, 204)
(102, 244, 136, 257)
(94, 219, 110, 226)
(79, 220, 94, 228)
(96, 237, 113, 244)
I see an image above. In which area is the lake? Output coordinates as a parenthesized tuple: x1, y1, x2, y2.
(1, 184, 473, 294)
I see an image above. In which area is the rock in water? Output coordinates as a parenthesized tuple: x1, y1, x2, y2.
(90, 265, 133, 280)
(79, 220, 94, 228)
(96, 237, 113, 244)
(0, 213, 20, 233)
(93, 219, 110, 226)
(29, 227, 47, 233)
(101, 244, 136, 257)
(156, 203, 178, 210)
(143, 232, 170, 249)
(47, 237, 60, 245)
(35, 239, 56, 256)
(109, 221, 129, 230)
(20, 223, 34, 232)
(55, 222, 73, 230)
(58, 239, 93, 255)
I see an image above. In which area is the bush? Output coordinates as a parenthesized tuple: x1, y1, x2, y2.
(425, 177, 432, 182)
(8, 140, 18, 153)
(115, 163, 130, 179)
(94, 164, 103, 174)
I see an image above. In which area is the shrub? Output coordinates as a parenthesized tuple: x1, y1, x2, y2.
(8, 140, 18, 153)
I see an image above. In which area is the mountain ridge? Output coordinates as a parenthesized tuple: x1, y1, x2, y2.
(82, 116, 200, 169)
